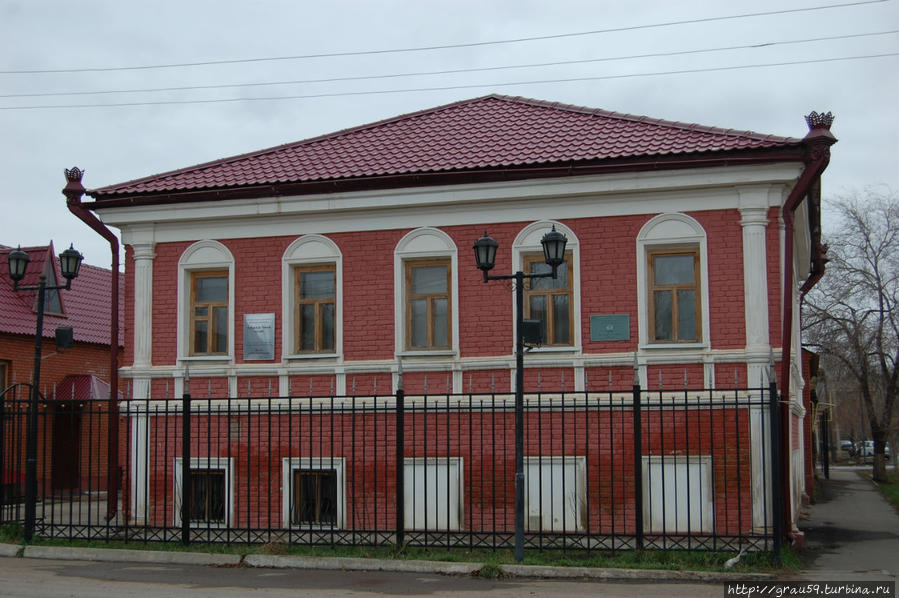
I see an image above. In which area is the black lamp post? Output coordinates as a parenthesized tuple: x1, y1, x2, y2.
(7, 243, 83, 541)
(473, 226, 567, 563)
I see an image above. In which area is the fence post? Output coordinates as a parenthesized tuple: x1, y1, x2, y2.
(768, 377, 783, 564)
(181, 392, 191, 546)
(633, 379, 644, 551)
(395, 383, 405, 551)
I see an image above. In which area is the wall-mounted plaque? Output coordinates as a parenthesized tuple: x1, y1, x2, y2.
(243, 313, 275, 360)
(590, 314, 630, 342)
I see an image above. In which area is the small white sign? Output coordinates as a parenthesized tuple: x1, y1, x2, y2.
(243, 313, 275, 360)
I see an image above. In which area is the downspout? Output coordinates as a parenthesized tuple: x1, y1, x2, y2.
(779, 113, 836, 543)
(63, 167, 121, 522)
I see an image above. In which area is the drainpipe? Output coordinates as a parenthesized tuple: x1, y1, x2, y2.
(62, 167, 121, 522)
(779, 112, 836, 544)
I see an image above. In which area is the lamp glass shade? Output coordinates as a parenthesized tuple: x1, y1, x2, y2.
(541, 226, 568, 268)
(7, 247, 30, 282)
(473, 233, 499, 272)
(58, 244, 83, 280)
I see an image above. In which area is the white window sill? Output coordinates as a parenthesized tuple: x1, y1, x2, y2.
(179, 355, 233, 362)
(284, 353, 340, 361)
(524, 346, 579, 354)
(397, 350, 457, 358)
(639, 342, 708, 351)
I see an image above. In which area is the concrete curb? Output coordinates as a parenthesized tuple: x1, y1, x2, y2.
(4, 543, 778, 582)
(244, 554, 481, 575)
(499, 563, 774, 582)
(22, 545, 242, 566)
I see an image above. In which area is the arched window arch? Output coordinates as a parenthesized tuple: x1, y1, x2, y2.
(282, 235, 343, 359)
(178, 240, 235, 360)
(636, 213, 710, 347)
(513, 221, 581, 350)
(394, 227, 459, 355)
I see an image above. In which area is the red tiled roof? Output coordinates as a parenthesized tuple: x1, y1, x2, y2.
(53, 374, 121, 400)
(90, 95, 801, 199)
(0, 243, 124, 346)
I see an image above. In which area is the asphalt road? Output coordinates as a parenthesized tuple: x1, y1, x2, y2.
(0, 557, 724, 598)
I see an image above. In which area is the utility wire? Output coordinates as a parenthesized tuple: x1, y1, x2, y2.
(0, 0, 886, 75)
(2, 51, 895, 111)
(2, 30, 894, 99)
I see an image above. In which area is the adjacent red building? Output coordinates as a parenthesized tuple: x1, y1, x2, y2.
(0, 243, 123, 496)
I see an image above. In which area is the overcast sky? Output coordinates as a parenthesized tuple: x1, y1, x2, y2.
(2, 0, 897, 268)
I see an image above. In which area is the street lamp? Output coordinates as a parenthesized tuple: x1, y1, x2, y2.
(7, 243, 83, 541)
(472, 226, 567, 562)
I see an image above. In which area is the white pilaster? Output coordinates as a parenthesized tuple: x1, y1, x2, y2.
(131, 243, 155, 369)
(739, 206, 771, 353)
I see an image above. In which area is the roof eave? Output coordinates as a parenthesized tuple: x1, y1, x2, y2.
(84, 146, 805, 210)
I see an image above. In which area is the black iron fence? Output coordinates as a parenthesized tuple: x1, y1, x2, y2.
(1, 382, 782, 556)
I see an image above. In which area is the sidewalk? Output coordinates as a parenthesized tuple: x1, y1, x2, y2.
(797, 467, 898, 581)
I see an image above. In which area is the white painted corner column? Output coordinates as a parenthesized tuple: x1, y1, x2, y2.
(130, 241, 155, 523)
(740, 196, 775, 531)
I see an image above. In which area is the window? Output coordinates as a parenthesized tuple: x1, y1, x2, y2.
(403, 457, 462, 531)
(294, 265, 336, 353)
(643, 455, 713, 533)
(636, 213, 708, 350)
(189, 469, 226, 524)
(173, 457, 233, 527)
(42, 261, 62, 314)
(190, 271, 229, 355)
(523, 253, 573, 346)
(292, 469, 337, 525)
(524, 456, 586, 532)
(0, 360, 8, 390)
(405, 259, 451, 350)
(648, 250, 700, 343)
(282, 457, 346, 528)
(282, 235, 342, 360)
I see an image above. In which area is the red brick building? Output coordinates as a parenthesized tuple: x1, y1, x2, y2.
(75, 96, 834, 542)
(0, 243, 123, 495)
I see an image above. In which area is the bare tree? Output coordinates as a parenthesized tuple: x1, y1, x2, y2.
(804, 188, 899, 482)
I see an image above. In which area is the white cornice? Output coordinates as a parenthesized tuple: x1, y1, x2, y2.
(97, 164, 802, 243)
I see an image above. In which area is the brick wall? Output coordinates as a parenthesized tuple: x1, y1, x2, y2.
(139, 405, 753, 535)
(128, 208, 771, 394)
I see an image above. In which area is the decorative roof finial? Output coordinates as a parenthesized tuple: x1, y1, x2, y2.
(804, 112, 834, 131)
(64, 167, 84, 182)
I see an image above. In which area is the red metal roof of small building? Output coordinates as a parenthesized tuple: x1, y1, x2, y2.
(53, 374, 122, 400)
(0, 243, 124, 346)
(89, 94, 802, 200)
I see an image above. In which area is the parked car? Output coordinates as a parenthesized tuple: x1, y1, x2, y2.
(840, 439, 853, 452)
(856, 440, 891, 462)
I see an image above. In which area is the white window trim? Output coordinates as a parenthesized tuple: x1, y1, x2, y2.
(173, 457, 234, 528)
(403, 457, 464, 531)
(636, 213, 710, 350)
(523, 455, 586, 532)
(394, 227, 459, 357)
(281, 457, 346, 529)
(281, 235, 343, 361)
(642, 454, 714, 533)
(513, 221, 581, 353)
(177, 240, 235, 362)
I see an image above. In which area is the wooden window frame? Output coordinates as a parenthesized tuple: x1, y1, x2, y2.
(188, 468, 226, 524)
(404, 258, 452, 351)
(189, 270, 229, 356)
(294, 264, 337, 354)
(523, 252, 574, 346)
(647, 249, 701, 343)
(0, 360, 9, 390)
(292, 469, 338, 526)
